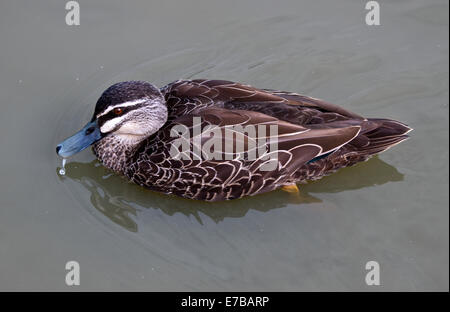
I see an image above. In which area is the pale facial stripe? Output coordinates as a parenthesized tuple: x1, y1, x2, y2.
(100, 114, 128, 133)
(96, 97, 149, 118)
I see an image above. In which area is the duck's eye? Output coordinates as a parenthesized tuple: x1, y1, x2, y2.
(113, 107, 124, 116)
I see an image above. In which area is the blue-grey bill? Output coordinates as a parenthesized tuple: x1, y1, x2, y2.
(56, 120, 102, 157)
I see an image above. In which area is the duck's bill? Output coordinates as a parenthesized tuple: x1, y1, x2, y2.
(56, 120, 102, 157)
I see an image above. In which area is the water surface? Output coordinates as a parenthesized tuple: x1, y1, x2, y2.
(0, 0, 448, 291)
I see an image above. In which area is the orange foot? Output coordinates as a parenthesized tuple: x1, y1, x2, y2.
(281, 184, 299, 194)
(281, 184, 322, 203)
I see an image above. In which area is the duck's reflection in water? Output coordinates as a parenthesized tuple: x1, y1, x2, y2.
(57, 156, 403, 232)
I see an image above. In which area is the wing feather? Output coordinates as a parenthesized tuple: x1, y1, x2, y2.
(162, 79, 364, 125)
(164, 107, 361, 169)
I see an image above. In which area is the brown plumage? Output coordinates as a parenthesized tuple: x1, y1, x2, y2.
(126, 79, 411, 201)
(57, 79, 412, 201)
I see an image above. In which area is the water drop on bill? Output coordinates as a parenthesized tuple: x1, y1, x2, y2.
(59, 158, 67, 176)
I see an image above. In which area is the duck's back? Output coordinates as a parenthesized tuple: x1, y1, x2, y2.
(162, 78, 410, 159)
(126, 79, 411, 201)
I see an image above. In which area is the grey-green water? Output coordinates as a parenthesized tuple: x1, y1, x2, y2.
(0, 0, 448, 291)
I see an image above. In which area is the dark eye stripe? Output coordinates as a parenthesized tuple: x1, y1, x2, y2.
(97, 104, 145, 128)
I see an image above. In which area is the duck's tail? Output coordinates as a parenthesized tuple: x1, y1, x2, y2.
(349, 118, 412, 155)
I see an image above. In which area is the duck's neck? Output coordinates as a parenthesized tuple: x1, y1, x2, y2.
(93, 134, 145, 175)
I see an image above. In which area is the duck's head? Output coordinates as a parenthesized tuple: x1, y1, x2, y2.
(56, 81, 167, 157)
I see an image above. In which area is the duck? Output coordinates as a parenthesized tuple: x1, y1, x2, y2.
(56, 79, 412, 201)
